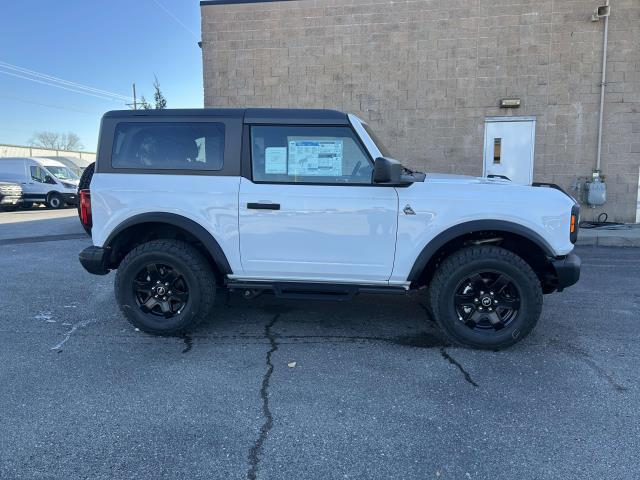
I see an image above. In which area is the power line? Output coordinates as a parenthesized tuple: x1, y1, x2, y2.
(151, 0, 199, 40)
(0, 61, 133, 102)
(0, 94, 99, 115)
(0, 61, 132, 101)
(0, 69, 125, 102)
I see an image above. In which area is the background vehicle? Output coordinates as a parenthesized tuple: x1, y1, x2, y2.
(0, 181, 23, 211)
(79, 108, 580, 350)
(41, 156, 92, 177)
(0, 157, 79, 209)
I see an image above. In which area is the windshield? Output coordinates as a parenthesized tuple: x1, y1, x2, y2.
(362, 123, 392, 158)
(44, 166, 78, 180)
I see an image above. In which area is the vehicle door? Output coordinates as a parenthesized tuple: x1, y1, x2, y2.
(238, 124, 398, 283)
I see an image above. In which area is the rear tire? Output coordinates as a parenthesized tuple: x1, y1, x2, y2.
(47, 192, 63, 209)
(115, 239, 216, 335)
(429, 245, 543, 350)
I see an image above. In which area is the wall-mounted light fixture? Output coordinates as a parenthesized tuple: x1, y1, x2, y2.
(591, 5, 610, 21)
(499, 98, 521, 108)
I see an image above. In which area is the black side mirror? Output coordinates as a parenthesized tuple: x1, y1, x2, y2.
(373, 157, 404, 184)
(44, 175, 56, 184)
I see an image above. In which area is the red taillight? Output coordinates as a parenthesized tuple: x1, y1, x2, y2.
(80, 189, 92, 227)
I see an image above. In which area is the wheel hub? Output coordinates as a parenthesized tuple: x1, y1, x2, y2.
(132, 264, 189, 319)
(453, 271, 521, 331)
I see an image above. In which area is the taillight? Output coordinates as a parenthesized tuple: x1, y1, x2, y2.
(80, 189, 92, 228)
(570, 204, 580, 244)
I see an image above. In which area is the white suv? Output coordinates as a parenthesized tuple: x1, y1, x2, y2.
(79, 108, 580, 349)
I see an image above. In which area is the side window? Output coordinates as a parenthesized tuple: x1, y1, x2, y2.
(30, 166, 45, 182)
(111, 122, 225, 171)
(251, 126, 373, 184)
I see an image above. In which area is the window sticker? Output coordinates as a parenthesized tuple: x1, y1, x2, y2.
(265, 147, 287, 174)
(287, 139, 343, 177)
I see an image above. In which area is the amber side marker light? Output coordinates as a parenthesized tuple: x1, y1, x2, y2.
(570, 214, 576, 233)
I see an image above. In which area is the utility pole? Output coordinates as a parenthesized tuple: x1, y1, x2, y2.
(132, 83, 138, 110)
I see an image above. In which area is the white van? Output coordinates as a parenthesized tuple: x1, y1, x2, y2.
(0, 157, 79, 208)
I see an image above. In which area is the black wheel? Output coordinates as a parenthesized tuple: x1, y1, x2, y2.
(115, 239, 216, 335)
(46, 192, 63, 209)
(429, 246, 542, 350)
(19, 202, 33, 209)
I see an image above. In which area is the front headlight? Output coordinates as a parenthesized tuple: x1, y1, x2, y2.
(61, 182, 76, 189)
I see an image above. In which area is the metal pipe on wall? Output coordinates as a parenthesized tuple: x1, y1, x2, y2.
(595, 0, 610, 174)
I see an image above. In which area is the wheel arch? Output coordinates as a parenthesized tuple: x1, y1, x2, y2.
(408, 220, 555, 288)
(104, 212, 232, 280)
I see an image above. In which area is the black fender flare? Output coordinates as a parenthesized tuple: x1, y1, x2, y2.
(105, 212, 233, 275)
(407, 220, 555, 283)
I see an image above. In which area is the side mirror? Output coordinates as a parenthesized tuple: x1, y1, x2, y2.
(44, 175, 56, 184)
(373, 157, 404, 184)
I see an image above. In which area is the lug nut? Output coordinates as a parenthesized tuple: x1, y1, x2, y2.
(163, 296, 167, 301)
(488, 307, 492, 311)
(474, 298, 479, 302)
(165, 282, 169, 286)
(168, 291, 172, 294)
(494, 300, 498, 304)
(490, 291, 494, 295)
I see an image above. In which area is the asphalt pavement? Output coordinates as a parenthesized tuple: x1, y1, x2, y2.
(0, 210, 638, 480)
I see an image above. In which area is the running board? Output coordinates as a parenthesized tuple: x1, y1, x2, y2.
(226, 281, 408, 301)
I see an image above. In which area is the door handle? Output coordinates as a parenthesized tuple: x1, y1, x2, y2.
(247, 202, 280, 210)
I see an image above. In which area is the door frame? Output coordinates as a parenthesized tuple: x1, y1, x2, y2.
(483, 116, 536, 184)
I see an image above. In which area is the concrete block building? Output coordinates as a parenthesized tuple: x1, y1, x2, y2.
(200, 0, 640, 221)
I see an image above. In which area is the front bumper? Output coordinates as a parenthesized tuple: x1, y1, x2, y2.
(550, 253, 581, 291)
(79, 246, 110, 275)
(0, 196, 21, 205)
(62, 192, 78, 206)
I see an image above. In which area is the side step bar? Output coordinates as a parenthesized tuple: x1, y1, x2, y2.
(227, 281, 408, 301)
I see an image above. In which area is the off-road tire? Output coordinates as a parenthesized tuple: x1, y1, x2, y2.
(429, 245, 543, 350)
(115, 239, 217, 335)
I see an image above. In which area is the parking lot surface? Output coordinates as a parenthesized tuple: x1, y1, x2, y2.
(0, 211, 638, 479)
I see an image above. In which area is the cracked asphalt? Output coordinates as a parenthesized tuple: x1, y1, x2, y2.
(0, 210, 639, 479)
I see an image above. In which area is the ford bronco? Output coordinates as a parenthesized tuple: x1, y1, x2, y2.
(79, 108, 580, 349)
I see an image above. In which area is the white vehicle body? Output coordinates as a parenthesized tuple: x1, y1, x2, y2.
(80, 108, 581, 348)
(89, 113, 575, 287)
(0, 157, 79, 206)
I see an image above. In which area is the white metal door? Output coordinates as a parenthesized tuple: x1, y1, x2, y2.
(483, 117, 535, 185)
(238, 178, 398, 283)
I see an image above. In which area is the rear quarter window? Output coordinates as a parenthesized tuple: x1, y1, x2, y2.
(111, 122, 225, 171)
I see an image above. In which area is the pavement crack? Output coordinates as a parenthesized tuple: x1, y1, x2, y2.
(551, 340, 627, 392)
(440, 348, 479, 387)
(182, 333, 193, 353)
(247, 314, 280, 480)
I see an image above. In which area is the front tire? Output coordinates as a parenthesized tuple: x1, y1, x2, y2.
(115, 239, 217, 335)
(47, 192, 63, 209)
(429, 246, 543, 350)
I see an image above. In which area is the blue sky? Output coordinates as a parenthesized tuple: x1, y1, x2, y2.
(0, 0, 203, 151)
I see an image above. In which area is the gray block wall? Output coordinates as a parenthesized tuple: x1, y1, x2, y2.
(201, 0, 640, 222)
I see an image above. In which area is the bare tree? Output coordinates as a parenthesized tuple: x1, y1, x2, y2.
(153, 75, 167, 109)
(138, 95, 152, 110)
(30, 131, 84, 151)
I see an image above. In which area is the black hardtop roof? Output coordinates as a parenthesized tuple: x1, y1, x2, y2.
(102, 108, 349, 125)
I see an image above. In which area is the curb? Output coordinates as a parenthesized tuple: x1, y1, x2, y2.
(577, 231, 640, 248)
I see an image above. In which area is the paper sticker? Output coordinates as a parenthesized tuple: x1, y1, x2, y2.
(265, 147, 287, 174)
(287, 139, 343, 176)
